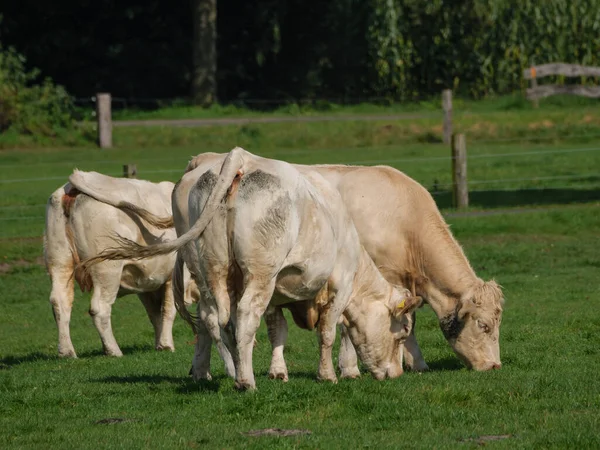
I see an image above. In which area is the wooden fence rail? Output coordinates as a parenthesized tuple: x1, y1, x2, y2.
(523, 63, 600, 103)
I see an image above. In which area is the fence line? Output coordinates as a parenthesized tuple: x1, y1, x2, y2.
(345, 146, 600, 166)
(2, 145, 600, 179)
(2, 136, 600, 170)
(1, 173, 598, 217)
(468, 132, 600, 144)
(1, 197, 597, 236)
(427, 173, 600, 190)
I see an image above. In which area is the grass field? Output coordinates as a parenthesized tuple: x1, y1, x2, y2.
(1, 105, 600, 448)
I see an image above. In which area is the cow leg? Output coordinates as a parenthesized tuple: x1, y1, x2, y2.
(338, 323, 361, 379)
(402, 312, 429, 372)
(48, 266, 77, 358)
(190, 317, 214, 381)
(138, 284, 175, 352)
(265, 306, 289, 382)
(158, 280, 177, 351)
(234, 278, 276, 391)
(317, 285, 352, 384)
(89, 264, 123, 357)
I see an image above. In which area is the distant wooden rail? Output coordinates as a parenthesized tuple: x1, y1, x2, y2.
(523, 63, 600, 103)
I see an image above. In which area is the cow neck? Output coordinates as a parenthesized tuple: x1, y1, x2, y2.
(404, 223, 480, 320)
(349, 247, 392, 309)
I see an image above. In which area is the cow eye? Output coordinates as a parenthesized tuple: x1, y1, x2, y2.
(477, 320, 490, 333)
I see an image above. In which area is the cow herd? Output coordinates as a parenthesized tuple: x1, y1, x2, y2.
(44, 147, 504, 391)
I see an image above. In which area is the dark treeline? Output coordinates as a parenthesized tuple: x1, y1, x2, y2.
(2, 0, 600, 104)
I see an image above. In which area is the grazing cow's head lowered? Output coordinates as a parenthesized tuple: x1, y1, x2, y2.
(344, 286, 423, 380)
(439, 280, 504, 371)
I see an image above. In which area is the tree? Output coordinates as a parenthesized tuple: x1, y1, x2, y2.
(191, 0, 217, 106)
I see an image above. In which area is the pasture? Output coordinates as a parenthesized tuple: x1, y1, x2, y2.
(1, 111, 600, 448)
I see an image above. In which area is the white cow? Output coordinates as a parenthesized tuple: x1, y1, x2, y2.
(44, 172, 198, 358)
(80, 148, 423, 390)
(182, 153, 505, 372)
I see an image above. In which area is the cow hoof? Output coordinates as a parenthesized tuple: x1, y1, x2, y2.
(340, 368, 361, 379)
(105, 349, 123, 357)
(386, 367, 404, 379)
(192, 372, 212, 382)
(189, 365, 213, 381)
(235, 380, 256, 391)
(317, 374, 338, 384)
(58, 350, 77, 359)
(268, 370, 289, 382)
(156, 344, 175, 352)
(407, 361, 429, 372)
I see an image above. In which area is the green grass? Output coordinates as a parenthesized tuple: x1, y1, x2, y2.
(1, 105, 600, 447)
(108, 93, 600, 121)
(1, 206, 599, 448)
(2, 94, 600, 150)
(1, 130, 599, 262)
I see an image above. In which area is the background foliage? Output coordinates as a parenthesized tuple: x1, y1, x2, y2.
(0, 44, 75, 137)
(2, 0, 600, 103)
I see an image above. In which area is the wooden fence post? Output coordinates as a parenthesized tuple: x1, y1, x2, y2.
(96, 93, 112, 148)
(442, 89, 452, 145)
(452, 133, 468, 209)
(123, 164, 137, 178)
(529, 67, 539, 109)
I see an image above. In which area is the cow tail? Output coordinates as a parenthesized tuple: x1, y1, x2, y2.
(172, 252, 199, 331)
(77, 147, 246, 273)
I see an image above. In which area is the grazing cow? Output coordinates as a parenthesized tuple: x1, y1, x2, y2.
(183, 153, 505, 372)
(80, 148, 423, 390)
(43, 172, 198, 358)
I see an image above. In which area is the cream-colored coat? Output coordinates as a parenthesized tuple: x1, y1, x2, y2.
(44, 172, 196, 358)
(80, 148, 421, 390)
(185, 153, 504, 372)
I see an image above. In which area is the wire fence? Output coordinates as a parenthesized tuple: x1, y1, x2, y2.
(1, 135, 599, 238)
(70, 93, 600, 125)
(2, 144, 600, 179)
(73, 95, 437, 108)
(1, 142, 600, 173)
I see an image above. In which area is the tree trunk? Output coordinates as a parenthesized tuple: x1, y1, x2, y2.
(191, 0, 217, 106)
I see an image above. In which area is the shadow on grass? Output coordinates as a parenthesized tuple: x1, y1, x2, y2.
(78, 344, 155, 359)
(425, 357, 466, 372)
(432, 187, 600, 210)
(94, 373, 228, 393)
(0, 344, 157, 369)
(0, 351, 53, 369)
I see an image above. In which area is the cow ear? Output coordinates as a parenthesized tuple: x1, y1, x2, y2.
(390, 290, 423, 319)
(457, 297, 476, 319)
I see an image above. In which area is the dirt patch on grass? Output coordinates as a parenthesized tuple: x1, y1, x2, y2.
(581, 114, 597, 124)
(467, 121, 498, 136)
(378, 124, 395, 133)
(459, 434, 512, 444)
(409, 124, 425, 134)
(428, 124, 441, 134)
(0, 256, 45, 274)
(243, 428, 312, 437)
(528, 120, 554, 130)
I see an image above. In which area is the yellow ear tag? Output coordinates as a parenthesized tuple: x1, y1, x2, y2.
(397, 299, 406, 310)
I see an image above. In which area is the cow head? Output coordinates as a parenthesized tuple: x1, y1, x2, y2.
(439, 280, 504, 371)
(344, 287, 423, 380)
